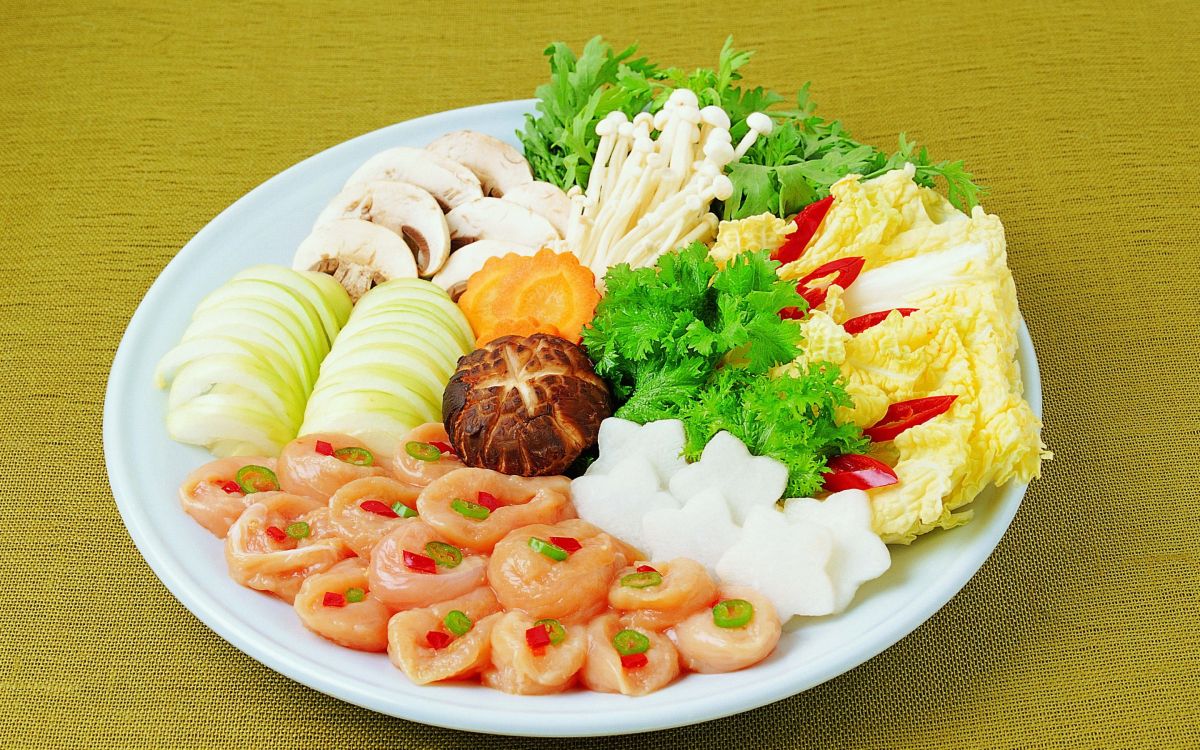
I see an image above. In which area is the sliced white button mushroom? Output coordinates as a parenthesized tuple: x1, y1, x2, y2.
(429, 240, 536, 301)
(315, 180, 451, 277)
(500, 181, 572, 236)
(444, 197, 560, 250)
(344, 147, 482, 211)
(425, 130, 533, 198)
(293, 218, 418, 302)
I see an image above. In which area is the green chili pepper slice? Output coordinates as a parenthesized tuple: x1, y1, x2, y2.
(344, 587, 365, 603)
(284, 521, 310, 540)
(392, 501, 418, 518)
(332, 446, 374, 466)
(450, 498, 490, 521)
(612, 629, 650, 656)
(235, 464, 279, 494)
(535, 618, 567, 646)
(619, 571, 663, 589)
(443, 609, 472, 637)
(424, 541, 463, 568)
(528, 537, 568, 561)
(405, 441, 442, 462)
(712, 599, 754, 628)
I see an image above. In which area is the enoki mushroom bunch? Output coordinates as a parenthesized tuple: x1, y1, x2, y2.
(564, 89, 773, 278)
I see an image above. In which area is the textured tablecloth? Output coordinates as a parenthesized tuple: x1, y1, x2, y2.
(2, 1, 1197, 747)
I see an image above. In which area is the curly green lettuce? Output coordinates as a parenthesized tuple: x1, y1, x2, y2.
(582, 245, 866, 496)
(519, 38, 984, 221)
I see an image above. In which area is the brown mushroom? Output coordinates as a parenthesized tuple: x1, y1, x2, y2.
(442, 334, 612, 477)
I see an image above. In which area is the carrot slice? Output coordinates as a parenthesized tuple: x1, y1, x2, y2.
(458, 250, 599, 348)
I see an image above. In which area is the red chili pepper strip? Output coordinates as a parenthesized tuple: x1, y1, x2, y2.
(843, 308, 918, 334)
(429, 440, 456, 456)
(403, 550, 437, 575)
(636, 565, 659, 574)
(475, 491, 500, 512)
(620, 653, 649, 670)
(525, 624, 551, 650)
(359, 499, 399, 518)
(822, 454, 899, 492)
(864, 395, 959, 442)
(220, 480, 242, 495)
(780, 256, 866, 318)
(264, 526, 287, 543)
(322, 592, 346, 608)
(315, 440, 334, 456)
(771, 196, 834, 265)
(425, 630, 452, 650)
(549, 536, 582, 553)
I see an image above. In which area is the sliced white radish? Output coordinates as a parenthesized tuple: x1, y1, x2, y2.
(571, 455, 680, 555)
(668, 431, 788, 525)
(585, 418, 688, 486)
(716, 506, 836, 618)
(782, 491, 891, 613)
(641, 488, 740, 573)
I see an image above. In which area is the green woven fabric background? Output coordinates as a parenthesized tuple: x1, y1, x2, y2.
(2, 1, 1197, 747)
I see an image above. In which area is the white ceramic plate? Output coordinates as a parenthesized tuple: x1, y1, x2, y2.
(104, 99, 1042, 737)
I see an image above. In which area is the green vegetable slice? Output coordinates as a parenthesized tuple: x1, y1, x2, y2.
(235, 464, 279, 494)
(619, 571, 663, 589)
(450, 499, 490, 521)
(344, 587, 365, 604)
(528, 537, 568, 562)
(535, 618, 567, 646)
(392, 502, 418, 519)
(443, 610, 472, 637)
(712, 599, 754, 629)
(424, 541, 462, 569)
(405, 441, 441, 462)
(612, 629, 650, 656)
(332, 446, 374, 466)
(284, 521, 310, 540)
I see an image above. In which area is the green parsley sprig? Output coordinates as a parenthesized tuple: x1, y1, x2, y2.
(582, 245, 867, 496)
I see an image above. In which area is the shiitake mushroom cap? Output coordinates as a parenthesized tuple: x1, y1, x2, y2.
(443, 333, 612, 477)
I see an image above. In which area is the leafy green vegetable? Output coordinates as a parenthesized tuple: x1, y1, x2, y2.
(679, 364, 867, 497)
(728, 87, 984, 218)
(583, 245, 865, 496)
(519, 38, 985, 220)
(519, 38, 660, 191)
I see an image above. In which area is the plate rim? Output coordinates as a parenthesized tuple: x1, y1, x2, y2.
(103, 98, 1042, 737)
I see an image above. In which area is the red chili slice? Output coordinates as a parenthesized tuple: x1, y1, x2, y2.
(322, 592, 346, 608)
(220, 480, 242, 495)
(780, 256, 866, 318)
(264, 525, 288, 543)
(822, 454, 899, 492)
(475, 491, 500, 512)
(525, 624, 552, 650)
(771, 196, 834, 265)
(425, 630, 452, 649)
(636, 565, 659, 574)
(315, 440, 334, 456)
(359, 499, 399, 518)
(403, 550, 437, 575)
(429, 440, 456, 456)
(843, 308, 918, 334)
(620, 652, 649, 670)
(549, 536, 582, 554)
(864, 395, 959, 442)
